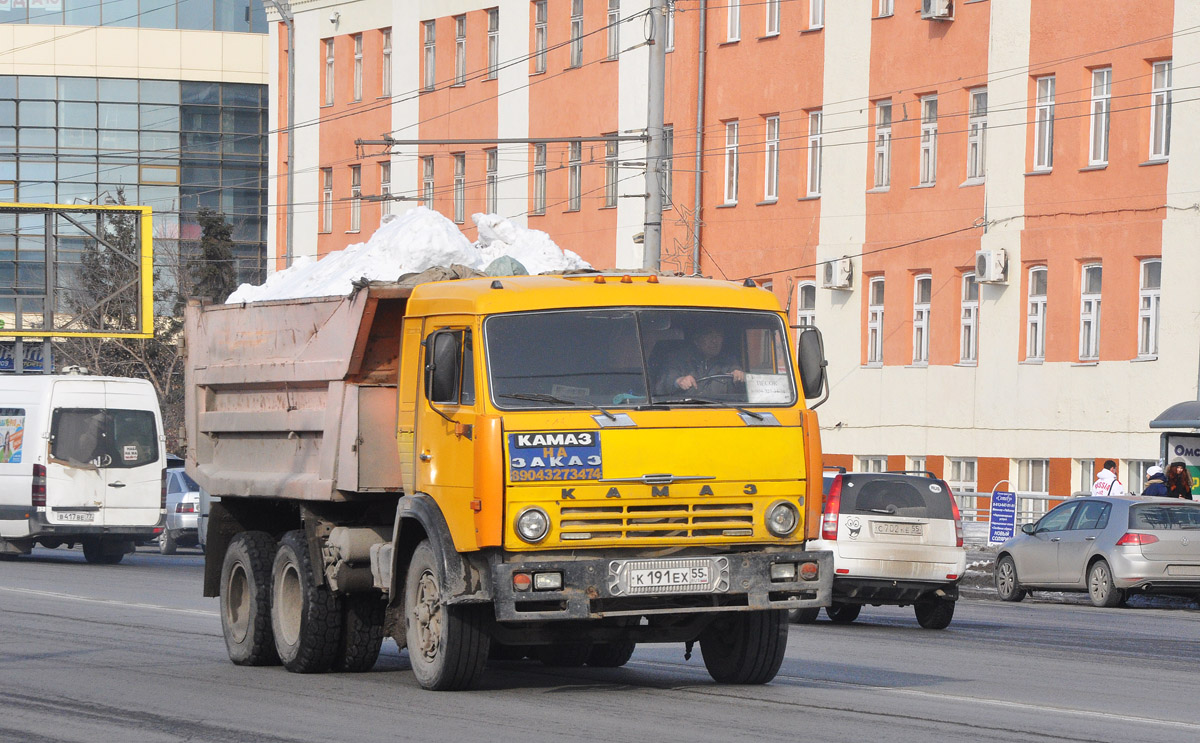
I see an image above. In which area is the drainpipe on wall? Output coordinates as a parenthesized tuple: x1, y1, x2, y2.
(262, 1, 295, 268)
(691, 0, 708, 275)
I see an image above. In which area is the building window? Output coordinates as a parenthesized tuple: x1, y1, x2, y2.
(909, 456, 926, 473)
(1128, 460, 1155, 496)
(857, 456, 886, 473)
(571, 0, 584, 68)
(604, 135, 618, 207)
(321, 167, 333, 232)
(353, 34, 363, 101)
(324, 39, 335, 105)
(533, 143, 547, 214)
(727, 0, 740, 42)
(724, 121, 739, 204)
(797, 282, 816, 327)
(919, 95, 938, 185)
(1017, 459, 1050, 520)
(453, 153, 466, 223)
(766, 0, 780, 35)
(764, 115, 779, 202)
(349, 165, 361, 231)
(947, 457, 977, 514)
(868, 276, 885, 364)
(878, 0, 894, 17)
(1079, 263, 1102, 361)
(487, 8, 500, 79)
(423, 21, 436, 91)
(534, 2, 548, 74)
(809, 0, 824, 29)
(607, 0, 620, 60)
(666, 2, 675, 51)
(454, 16, 467, 86)
(379, 161, 391, 216)
(1139, 258, 1161, 358)
(422, 155, 434, 209)
(807, 111, 823, 197)
(661, 125, 674, 210)
(967, 88, 987, 180)
(960, 273, 979, 363)
(486, 149, 498, 213)
(381, 29, 392, 97)
(1076, 459, 1094, 496)
(874, 101, 892, 188)
(1034, 75, 1055, 171)
(1027, 267, 1047, 360)
(1089, 67, 1111, 166)
(568, 141, 582, 211)
(913, 275, 931, 365)
(1150, 60, 1172, 160)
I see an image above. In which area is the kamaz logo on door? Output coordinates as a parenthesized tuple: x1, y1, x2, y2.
(508, 431, 602, 482)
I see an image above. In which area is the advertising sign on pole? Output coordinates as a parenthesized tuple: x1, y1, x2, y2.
(989, 490, 1017, 545)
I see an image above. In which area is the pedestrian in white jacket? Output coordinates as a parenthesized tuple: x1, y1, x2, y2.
(1091, 460, 1126, 496)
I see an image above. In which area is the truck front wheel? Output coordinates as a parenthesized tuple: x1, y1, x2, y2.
(699, 609, 788, 685)
(220, 531, 280, 666)
(271, 530, 343, 673)
(404, 540, 490, 690)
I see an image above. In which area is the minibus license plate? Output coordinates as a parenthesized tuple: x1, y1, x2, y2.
(58, 512, 95, 522)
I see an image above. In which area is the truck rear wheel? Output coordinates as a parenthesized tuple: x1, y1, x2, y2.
(82, 537, 129, 565)
(334, 593, 386, 672)
(404, 540, 490, 690)
(699, 609, 788, 685)
(220, 531, 280, 666)
(271, 530, 343, 673)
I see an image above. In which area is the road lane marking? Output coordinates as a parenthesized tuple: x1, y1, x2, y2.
(0, 586, 218, 617)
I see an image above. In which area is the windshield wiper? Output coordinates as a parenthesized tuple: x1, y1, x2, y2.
(654, 396, 764, 421)
(862, 506, 898, 515)
(498, 393, 616, 421)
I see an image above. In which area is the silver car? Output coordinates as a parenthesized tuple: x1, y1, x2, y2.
(161, 467, 201, 554)
(995, 496, 1200, 607)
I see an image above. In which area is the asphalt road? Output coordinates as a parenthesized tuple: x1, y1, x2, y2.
(2, 546, 1199, 743)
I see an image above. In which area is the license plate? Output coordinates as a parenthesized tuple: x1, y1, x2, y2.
(1166, 565, 1200, 577)
(873, 522, 922, 536)
(57, 512, 95, 523)
(608, 557, 729, 596)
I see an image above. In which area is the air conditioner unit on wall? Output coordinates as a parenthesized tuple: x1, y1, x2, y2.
(921, 0, 953, 20)
(821, 257, 853, 290)
(975, 248, 1007, 284)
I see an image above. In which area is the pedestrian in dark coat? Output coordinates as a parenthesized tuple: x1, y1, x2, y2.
(1165, 461, 1194, 500)
(1141, 466, 1168, 497)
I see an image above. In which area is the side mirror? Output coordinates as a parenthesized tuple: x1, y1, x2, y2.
(1021, 523, 1036, 535)
(424, 331, 462, 404)
(797, 326, 829, 408)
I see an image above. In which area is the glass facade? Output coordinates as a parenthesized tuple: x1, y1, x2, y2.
(0, 1, 267, 33)
(0, 76, 268, 287)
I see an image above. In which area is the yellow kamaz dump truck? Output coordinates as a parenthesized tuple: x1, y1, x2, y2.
(185, 273, 832, 690)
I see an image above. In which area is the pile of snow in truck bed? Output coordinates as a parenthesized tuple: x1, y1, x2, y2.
(226, 208, 590, 303)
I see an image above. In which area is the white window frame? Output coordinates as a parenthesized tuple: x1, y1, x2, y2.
(485, 149, 498, 214)
(724, 121, 739, 205)
(661, 125, 673, 210)
(568, 141, 582, 211)
(571, 0, 584, 68)
(727, 0, 740, 42)
(349, 165, 361, 232)
(1027, 266, 1047, 360)
(1150, 60, 1172, 160)
(797, 281, 816, 327)
(422, 156, 435, 209)
(1017, 459, 1050, 520)
(1076, 459, 1095, 496)
(809, 0, 824, 30)
(533, 144, 547, 214)
(919, 95, 938, 185)
(765, 0, 780, 36)
(453, 153, 466, 223)
(381, 29, 392, 97)
(454, 15, 467, 86)
(379, 161, 391, 216)
(604, 135, 618, 207)
(961, 273, 978, 363)
(351, 34, 363, 102)
(324, 38, 335, 105)
(423, 21, 436, 91)
(764, 115, 779, 202)
(868, 276, 885, 365)
(320, 167, 333, 232)
(1079, 263, 1102, 361)
(487, 9, 500, 80)
(1089, 67, 1111, 166)
(1034, 76, 1055, 171)
(807, 111, 823, 197)
(607, 0, 620, 60)
(967, 88, 987, 180)
(857, 456, 886, 473)
(913, 274, 931, 365)
(534, 2, 548, 74)
(874, 101, 892, 188)
(1128, 460, 1155, 496)
(947, 457, 977, 514)
(1138, 258, 1161, 358)
(878, 0, 894, 17)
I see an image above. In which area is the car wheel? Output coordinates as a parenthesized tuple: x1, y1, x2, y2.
(159, 529, 177, 555)
(825, 603, 860, 624)
(914, 599, 955, 629)
(995, 555, 1027, 602)
(586, 641, 636, 668)
(535, 643, 592, 667)
(1087, 559, 1124, 608)
(82, 537, 129, 565)
(788, 607, 820, 624)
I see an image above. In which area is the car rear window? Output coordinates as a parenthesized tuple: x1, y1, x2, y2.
(838, 475, 954, 520)
(50, 408, 158, 469)
(1129, 503, 1200, 530)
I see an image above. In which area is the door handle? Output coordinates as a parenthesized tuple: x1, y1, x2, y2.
(108, 482, 126, 488)
(418, 451, 432, 462)
(1050, 537, 1060, 542)
(1085, 536, 1096, 541)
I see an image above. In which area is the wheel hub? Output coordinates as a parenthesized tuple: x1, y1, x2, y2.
(413, 570, 442, 661)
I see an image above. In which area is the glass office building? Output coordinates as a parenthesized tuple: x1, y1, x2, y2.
(0, 1, 267, 32)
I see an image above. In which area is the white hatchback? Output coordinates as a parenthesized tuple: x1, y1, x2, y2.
(793, 470, 967, 629)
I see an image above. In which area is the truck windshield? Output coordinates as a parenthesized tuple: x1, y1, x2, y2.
(485, 308, 796, 409)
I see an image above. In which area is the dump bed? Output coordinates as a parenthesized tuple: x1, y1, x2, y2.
(184, 284, 412, 501)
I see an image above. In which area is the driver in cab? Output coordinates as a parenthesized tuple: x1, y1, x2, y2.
(657, 327, 745, 396)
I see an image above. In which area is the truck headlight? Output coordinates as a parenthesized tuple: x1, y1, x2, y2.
(765, 501, 799, 537)
(515, 507, 550, 543)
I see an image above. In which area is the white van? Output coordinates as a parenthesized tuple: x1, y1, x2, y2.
(0, 374, 166, 564)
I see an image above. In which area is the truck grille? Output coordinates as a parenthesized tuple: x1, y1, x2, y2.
(557, 502, 755, 542)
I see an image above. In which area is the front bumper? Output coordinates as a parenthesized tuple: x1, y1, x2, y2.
(490, 548, 833, 621)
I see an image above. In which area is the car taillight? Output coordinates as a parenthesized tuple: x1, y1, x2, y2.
(822, 475, 842, 540)
(32, 464, 46, 507)
(949, 492, 964, 548)
(1116, 532, 1159, 546)
(176, 502, 196, 514)
(161, 469, 168, 511)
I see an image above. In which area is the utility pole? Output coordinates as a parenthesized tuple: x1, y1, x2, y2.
(642, 0, 668, 272)
(262, 1, 295, 268)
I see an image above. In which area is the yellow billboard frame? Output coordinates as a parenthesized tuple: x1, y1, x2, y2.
(0, 202, 154, 339)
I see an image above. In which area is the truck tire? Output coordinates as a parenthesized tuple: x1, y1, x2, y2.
(699, 609, 788, 685)
(271, 530, 343, 673)
(404, 539, 490, 690)
(220, 531, 280, 666)
(535, 643, 592, 667)
(586, 641, 636, 668)
(82, 537, 127, 565)
(914, 599, 955, 629)
(159, 529, 177, 555)
(334, 593, 386, 673)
